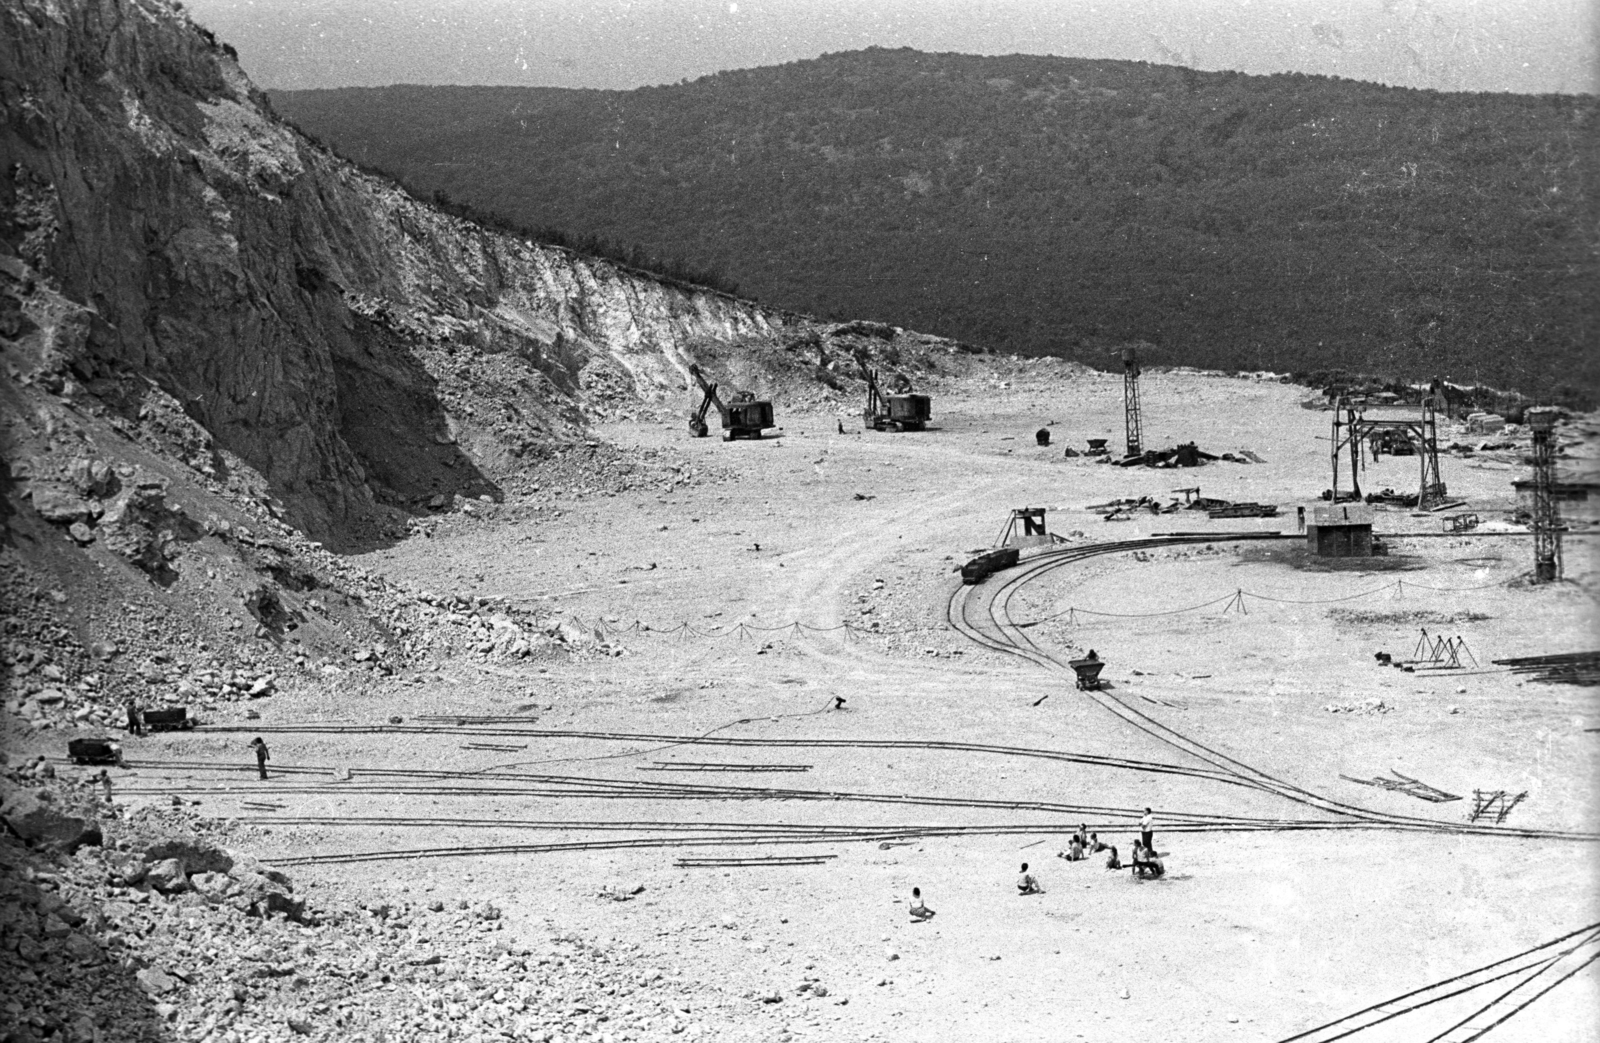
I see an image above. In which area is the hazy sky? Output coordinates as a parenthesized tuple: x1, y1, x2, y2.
(188, 0, 1598, 95)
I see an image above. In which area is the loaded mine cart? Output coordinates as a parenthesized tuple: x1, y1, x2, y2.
(959, 547, 1020, 584)
(143, 707, 196, 732)
(67, 737, 120, 765)
(688, 364, 774, 440)
(858, 357, 931, 432)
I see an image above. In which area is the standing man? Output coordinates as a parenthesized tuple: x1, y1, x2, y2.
(1140, 807, 1155, 853)
(125, 699, 142, 737)
(249, 737, 270, 780)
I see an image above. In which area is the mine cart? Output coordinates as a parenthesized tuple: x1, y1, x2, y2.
(143, 707, 196, 732)
(960, 547, 1020, 584)
(1068, 658, 1106, 690)
(67, 738, 120, 765)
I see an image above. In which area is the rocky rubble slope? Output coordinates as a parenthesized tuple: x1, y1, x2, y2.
(1, 0, 800, 544)
(3, 0, 988, 549)
(2, 767, 755, 1043)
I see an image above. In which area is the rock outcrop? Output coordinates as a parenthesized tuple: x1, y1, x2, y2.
(1, 0, 796, 544)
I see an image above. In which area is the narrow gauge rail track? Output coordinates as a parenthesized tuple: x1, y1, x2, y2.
(115, 761, 1598, 842)
(948, 534, 1600, 841)
(1275, 922, 1600, 1042)
(256, 818, 1478, 867)
(180, 730, 1248, 788)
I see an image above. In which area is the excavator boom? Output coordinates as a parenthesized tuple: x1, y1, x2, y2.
(857, 354, 930, 432)
(687, 363, 774, 440)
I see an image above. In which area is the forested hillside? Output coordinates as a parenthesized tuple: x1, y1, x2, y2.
(273, 49, 1597, 402)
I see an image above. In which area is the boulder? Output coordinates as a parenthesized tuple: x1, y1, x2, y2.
(136, 968, 180, 996)
(2, 790, 103, 853)
(27, 482, 96, 523)
(226, 851, 289, 885)
(144, 857, 189, 893)
(145, 837, 234, 874)
(190, 870, 234, 900)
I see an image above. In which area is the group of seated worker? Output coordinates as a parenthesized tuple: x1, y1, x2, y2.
(1057, 824, 1111, 862)
(1129, 840, 1166, 879)
(1099, 841, 1164, 879)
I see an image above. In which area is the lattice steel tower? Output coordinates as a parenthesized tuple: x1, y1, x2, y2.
(1122, 346, 1143, 458)
(1527, 407, 1562, 583)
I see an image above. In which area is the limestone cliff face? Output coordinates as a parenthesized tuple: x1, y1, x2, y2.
(1, 0, 794, 544)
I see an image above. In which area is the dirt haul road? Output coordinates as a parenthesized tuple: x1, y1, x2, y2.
(123, 369, 1599, 1042)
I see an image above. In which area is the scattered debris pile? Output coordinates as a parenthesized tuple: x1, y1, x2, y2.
(1323, 697, 1394, 715)
(1106, 443, 1262, 468)
(1086, 492, 1278, 522)
(1339, 770, 1460, 803)
(1491, 651, 1600, 687)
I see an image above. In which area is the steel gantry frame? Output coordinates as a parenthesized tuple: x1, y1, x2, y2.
(1328, 394, 1448, 507)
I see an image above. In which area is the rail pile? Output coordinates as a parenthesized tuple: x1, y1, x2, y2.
(1490, 651, 1600, 686)
(1339, 770, 1461, 804)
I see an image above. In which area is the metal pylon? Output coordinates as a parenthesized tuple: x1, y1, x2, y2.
(1528, 408, 1563, 582)
(1122, 347, 1143, 458)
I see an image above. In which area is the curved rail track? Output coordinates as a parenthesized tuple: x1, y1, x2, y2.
(947, 533, 1599, 841)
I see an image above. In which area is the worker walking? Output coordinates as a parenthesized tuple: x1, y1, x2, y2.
(249, 737, 270, 780)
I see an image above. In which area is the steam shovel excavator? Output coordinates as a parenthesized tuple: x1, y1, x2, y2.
(688, 364, 775, 440)
(858, 357, 931, 432)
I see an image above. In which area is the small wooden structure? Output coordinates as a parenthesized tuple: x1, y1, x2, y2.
(1307, 503, 1374, 558)
(997, 507, 1063, 552)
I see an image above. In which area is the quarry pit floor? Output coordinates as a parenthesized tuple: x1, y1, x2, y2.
(136, 370, 1599, 1042)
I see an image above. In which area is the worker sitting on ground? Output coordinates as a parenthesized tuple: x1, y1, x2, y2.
(1017, 862, 1043, 895)
(1104, 845, 1122, 870)
(1089, 832, 1109, 853)
(1072, 823, 1089, 848)
(1131, 842, 1165, 880)
(1058, 836, 1086, 861)
(909, 887, 935, 921)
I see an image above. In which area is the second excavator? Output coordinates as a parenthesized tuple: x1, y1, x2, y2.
(858, 356, 932, 432)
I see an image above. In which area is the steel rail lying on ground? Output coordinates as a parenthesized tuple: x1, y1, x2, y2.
(1274, 923, 1600, 1042)
(180, 730, 1249, 787)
